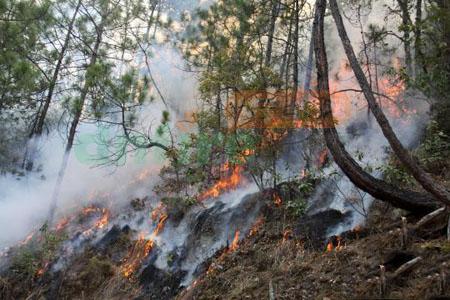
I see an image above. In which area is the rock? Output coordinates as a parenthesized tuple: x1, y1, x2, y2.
(138, 264, 186, 300)
(294, 209, 352, 249)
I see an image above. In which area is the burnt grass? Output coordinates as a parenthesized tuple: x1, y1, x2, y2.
(181, 199, 450, 300)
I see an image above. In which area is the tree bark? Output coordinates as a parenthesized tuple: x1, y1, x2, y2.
(329, 0, 450, 206)
(313, 0, 438, 215)
(414, 0, 425, 74)
(290, 0, 300, 114)
(48, 15, 106, 224)
(265, 0, 280, 67)
(31, 0, 82, 137)
(397, 0, 413, 76)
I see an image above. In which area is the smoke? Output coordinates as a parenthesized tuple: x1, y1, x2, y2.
(0, 0, 207, 249)
(306, 0, 431, 235)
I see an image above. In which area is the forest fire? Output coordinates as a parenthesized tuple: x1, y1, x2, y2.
(282, 229, 292, 243)
(55, 217, 70, 232)
(36, 262, 49, 277)
(273, 193, 282, 207)
(249, 217, 264, 237)
(94, 208, 110, 229)
(326, 236, 344, 252)
(326, 241, 334, 252)
(198, 165, 243, 200)
(121, 213, 168, 278)
(228, 231, 240, 253)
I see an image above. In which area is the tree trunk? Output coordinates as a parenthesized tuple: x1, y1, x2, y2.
(329, 0, 450, 207)
(265, 0, 280, 67)
(414, 0, 425, 74)
(290, 0, 299, 114)
(313, 0, 438, 215)
(302, 21, 315, 103)
(398, 0, 413, 77)
(32, 0, 82, 137)
(48, 17, 105, 223)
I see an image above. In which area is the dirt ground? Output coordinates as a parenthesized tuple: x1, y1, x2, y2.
(181, 199, 450, 300)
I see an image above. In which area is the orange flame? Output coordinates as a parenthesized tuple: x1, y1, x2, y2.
(55, 218, 70, 232)
(36, 262, 49, 277)
(121, 213, 168, 278)
(242, 149, 255, 156)
(282, 229, 292, 243)
(199, 166, 242, 200)
(326, 241, 333, 252)
(273, 193, 282, 207)
(249, 217, 264, 237)
(228, 231, 240, 253)
(95, 208, 110, 229)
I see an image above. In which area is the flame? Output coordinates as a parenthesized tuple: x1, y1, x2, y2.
(220, 161, 230, 172)
(121, 213, 168, 278)
(326, 241, 333, 252)
(55, 217, 70, 232)
(199, 166, 242, 200)
(300, 169, 307, 179)
(20, 232, 35, 246)
(242, 148, 254, 156)
(228, 231, 240, 253)
(273, 193, 282, 207)
(282, 229, 292, 243)
(151, 203, 164, 221)
(335, 236, 344, 251)
(36, 262, 49, 277)
(249, 217, 264, 237)
(95, 208, 110, 229)
(80, 206, 111, 236)
(82, 205, 102, 216)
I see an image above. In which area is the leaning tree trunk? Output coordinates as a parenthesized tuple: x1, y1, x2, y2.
(32, 0, 83, 137)
(48, 18, 105, 224)
(329, 0, 450, 207)
(313, 0, 438, 215)
(23, 0, 83, 171)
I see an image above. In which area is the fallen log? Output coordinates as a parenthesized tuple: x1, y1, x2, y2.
(389, 256, 423, 280)
(414, 207, 447, 229)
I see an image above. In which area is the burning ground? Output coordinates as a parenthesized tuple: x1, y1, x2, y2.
(181, 196, 450, 300)
(1, 164, 449, 299)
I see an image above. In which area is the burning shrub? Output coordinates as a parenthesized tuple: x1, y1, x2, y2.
(10, 225, 66, 279)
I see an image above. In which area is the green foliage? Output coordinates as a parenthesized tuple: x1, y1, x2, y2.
(416, 121, 450, 172)
(285, 197, 307, 217)
(11, 226, 66, 279)
(378, 121, 450, 186)
(377, 162, 414, 187)
(0, 0, 51, 110)
(79, 256, 114, 290)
